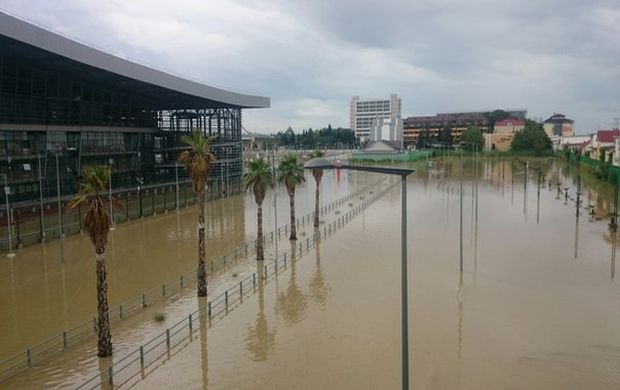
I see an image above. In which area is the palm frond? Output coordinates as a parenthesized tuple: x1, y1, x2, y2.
(70, 165, 111, 248)
(277, 154, 305, 193)
(178, 131, 217, 194)
(243, 157, 274, 204)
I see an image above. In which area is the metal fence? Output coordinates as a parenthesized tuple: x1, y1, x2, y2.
(0, 178, 242, 251)
(75, 178, 397, 389)
(0, 177, 390, 383)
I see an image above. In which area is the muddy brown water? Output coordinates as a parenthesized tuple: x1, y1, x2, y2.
(3, 158, 620, 389)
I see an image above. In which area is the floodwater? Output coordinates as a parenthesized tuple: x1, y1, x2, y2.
(0, 169, 372, 365)
(3, 157, 620, 389)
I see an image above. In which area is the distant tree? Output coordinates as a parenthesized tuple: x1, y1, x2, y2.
(272, 126, 358, 149)
(439, 125, 453, 147)
(416, 128, 431, 149)
(510, 120, 552, 155)
(461, 126, 484, 151)
(487, 110, 511, 132)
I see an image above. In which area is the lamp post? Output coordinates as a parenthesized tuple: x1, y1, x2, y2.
(38, 155, 45, 241)
(175, 162, 180, 212)
(108, 160, 115, 231)
(55, 153, 63, 238)
(303, 157, 414, 390)
(1, 173, 15, 258)
(271, 147, 278, 260)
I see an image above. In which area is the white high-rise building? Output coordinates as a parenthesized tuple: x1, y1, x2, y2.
(350, 94, 402, 143)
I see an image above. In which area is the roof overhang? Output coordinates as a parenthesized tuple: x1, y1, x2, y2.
(0, 11, 270, 110)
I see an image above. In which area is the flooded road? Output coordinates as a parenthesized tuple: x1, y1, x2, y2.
(136, 158, 620, 389)
(3, 157, 620, 389)
(0, 169, 368, 358)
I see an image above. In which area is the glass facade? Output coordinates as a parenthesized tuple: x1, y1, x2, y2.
(0, 57, 243, 203)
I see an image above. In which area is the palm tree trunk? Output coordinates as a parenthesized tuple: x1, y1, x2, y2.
(197, 190, 207, 297)
(314, 179, 320, 228)
(289, 193, 297, 240)
(257, 203, 264, 261)
(95, 247, 112, 357)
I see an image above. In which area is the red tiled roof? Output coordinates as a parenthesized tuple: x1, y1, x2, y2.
(495, 118, 525, 127)
(597, 129, 620, 143)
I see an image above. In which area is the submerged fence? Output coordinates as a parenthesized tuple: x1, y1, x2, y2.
(0, 178, 242, 251)
(75, 178, 397, 389)
(0, 177, 390, 383)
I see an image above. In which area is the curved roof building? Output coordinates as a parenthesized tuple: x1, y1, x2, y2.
(0, 11, 269, 110)
(0, 10, 268, 221)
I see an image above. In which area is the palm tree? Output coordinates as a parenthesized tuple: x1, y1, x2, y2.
(309, 150, 325, 227)
(277, 154, 305, 240)
(69, 165, 113, 357)
(243, 157, 274, 261)
(178, 131, 216, 297)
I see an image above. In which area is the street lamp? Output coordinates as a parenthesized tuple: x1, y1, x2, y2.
(303, 157, 414, 390)
(108, 159, 115, 231)
(1, 173, 16, 258)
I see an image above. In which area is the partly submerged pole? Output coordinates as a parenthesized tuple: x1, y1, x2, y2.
(400, 174, 409, 390)
(460, 147, 463, 273)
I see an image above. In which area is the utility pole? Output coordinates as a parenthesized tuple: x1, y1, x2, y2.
(272, 148, 278, 260)
(459, 147, 463, 274)
(175, 162, 180, 212)
(55, 153, 64, 262)
(109, 162, 115, 231)
(38, 155, 45, 242)
(3, 173, 15, 258)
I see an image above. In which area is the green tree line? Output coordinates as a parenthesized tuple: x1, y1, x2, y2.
(274, 125, 358, 149)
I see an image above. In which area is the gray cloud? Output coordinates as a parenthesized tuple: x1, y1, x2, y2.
(1, 0, 618, 133)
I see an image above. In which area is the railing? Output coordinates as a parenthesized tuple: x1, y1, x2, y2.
(75, 178, 397, 389)
(0, 177, 389, 383)
(0, 178, 242, 250)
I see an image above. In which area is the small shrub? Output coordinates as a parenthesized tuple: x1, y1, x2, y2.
(153, 312, 166, 322)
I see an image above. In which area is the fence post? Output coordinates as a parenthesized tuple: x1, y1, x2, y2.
(253, 273, 256, 287)
(142, 294, 146, 308)
(264, 265, 268, 278)
(208, 301, 212, 319)
(93, 317, 97, 332)
(108, 366, 113, 386)
(166, 329, 170, 348)
(140, 346, 144, 368)
(239, 281, 243, 296)
(225, 290, 229, 310)
(189, 314, 193, 333)
(162, 284, 166, 297)
(63, 331, 67, 348)
(120, 305, 123, 320)
(26, 348, 32, 367)
(180, 275, 184, 287)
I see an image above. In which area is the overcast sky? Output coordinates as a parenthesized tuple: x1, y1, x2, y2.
(2, 0, 619, 134)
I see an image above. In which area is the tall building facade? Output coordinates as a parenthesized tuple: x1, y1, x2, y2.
(350, 94, 402, 142)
